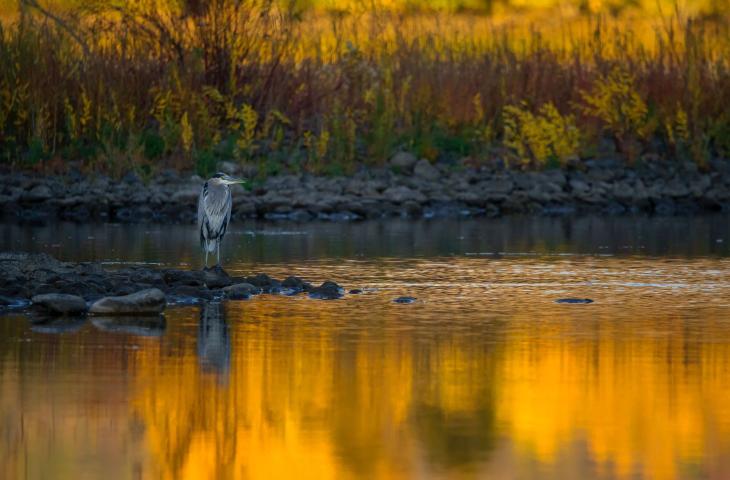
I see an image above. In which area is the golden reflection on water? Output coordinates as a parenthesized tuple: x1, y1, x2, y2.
(3, 257, 730, 479)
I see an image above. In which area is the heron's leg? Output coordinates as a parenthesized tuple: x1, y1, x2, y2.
(217, 242, 221, 266)
(205, 248, 208, 268)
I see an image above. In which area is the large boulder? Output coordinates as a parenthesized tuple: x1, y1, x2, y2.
(89, 288, 166, 315)
(31, 293, 87, 315)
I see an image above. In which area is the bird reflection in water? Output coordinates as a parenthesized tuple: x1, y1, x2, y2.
(197, 301, 230, 378)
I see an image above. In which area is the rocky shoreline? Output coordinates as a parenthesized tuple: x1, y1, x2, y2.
(0, 252, 350, 319)
(2, 155, 730, 223)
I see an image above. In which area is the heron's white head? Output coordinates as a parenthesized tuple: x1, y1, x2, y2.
(210, 172, 246, 186)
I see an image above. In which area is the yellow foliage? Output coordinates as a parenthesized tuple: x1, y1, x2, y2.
(666, 106, 690, 147)
(234, 103, 258, 159)
(79, 89, 92, 136)
(473, 92, 485, 125)
(180, 112, 193, 153)
(64, 97, 77, 141)
(316, 129, 330, 160)
(503, 102, 581, 166)
(581, 67, 651, 140)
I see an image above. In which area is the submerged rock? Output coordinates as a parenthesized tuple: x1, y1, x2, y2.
(555, 298, 594, 304)
(31, 293, 87, 315)
(394, 296, 417, 304)
(308, 281, 344, 300)
(223, 283, 259, 300)
(89, 288, 167, 315)
(0, 295, 31, 310)
(281, 276, 313, 293)
(244, 273, 282, 293)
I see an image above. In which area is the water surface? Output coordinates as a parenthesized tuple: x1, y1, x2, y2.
(2, 216, 730, 479)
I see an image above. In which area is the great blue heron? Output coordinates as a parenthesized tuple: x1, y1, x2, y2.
(197, 172, 245, 267)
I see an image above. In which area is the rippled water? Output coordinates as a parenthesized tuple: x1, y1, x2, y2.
(2, 216, 730, 479)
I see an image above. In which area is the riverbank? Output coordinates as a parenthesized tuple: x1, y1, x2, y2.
(2, 156, 730, 223)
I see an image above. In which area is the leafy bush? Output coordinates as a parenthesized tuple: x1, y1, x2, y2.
(503, 102, 581, 168)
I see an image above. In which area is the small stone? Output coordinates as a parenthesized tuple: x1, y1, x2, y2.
(394, 296, 416, 304)
(555, 298, 594, 304)
(223, 283, 259, 300)
(348, 289, 363, 294)
(244, 274, 281, 293)
(89, 288, 166, 315)
(31, 293, 87, 315)
(413, 159, 441, 181)
(22, 185, 53, 202)
(218, 161, 240, 175)
(389, 152, 418, 171)
(281, 276, 312, 293)
(308, 281, 344, 300)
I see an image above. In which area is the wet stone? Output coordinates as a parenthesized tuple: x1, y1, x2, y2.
(555, 298, 594, 304)
(281, 276, 312, 293)
(394, 296, 417, 304)
(89, 288, 167, 315)
(203, 266, 232, 289)
(31, 293, 87, 316)
(223, 283, 259, 300)
(308, 281, 344, 300)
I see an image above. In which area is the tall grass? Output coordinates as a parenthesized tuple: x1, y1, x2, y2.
(1, 0, 729, 175)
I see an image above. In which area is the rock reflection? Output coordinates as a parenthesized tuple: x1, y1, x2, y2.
(29, 316, 87, 334)
(91, 315, 166, 336)
(197, 302, 230, 377)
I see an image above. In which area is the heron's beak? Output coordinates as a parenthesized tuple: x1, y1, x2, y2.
(225, 177, 247, 185)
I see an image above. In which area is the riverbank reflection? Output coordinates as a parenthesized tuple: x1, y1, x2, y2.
(2, 256, 730, 479)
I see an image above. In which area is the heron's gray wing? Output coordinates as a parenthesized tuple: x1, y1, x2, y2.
(197, 182, 208, 245)
(201, 184, 232, 241)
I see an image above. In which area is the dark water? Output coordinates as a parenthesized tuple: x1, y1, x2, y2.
(2, 215, 730, 479)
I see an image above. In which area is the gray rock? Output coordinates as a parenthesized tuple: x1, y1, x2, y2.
(480, 178, 514, 200)
(390, 152, 418, 171)
(556, 298, 593, 304)
(22, 185, 53, 202)
(203, 266, 232, 289)
(394, 296, 417, 304)
(31, 293, 87, 315)
(413, 159, 441, 181)
(223, 283, 259, 300)
(244, 273, 282, 293)
(89, 288, 166, 315)
(218, 161, 240, 175)
(383, 186, 426, 204)
(308, 281, 344, 300)
(662, 178, 690, 198)
(171, 187, 201, 204)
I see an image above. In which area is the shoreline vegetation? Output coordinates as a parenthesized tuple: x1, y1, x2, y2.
(0, 0, 728, 179)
